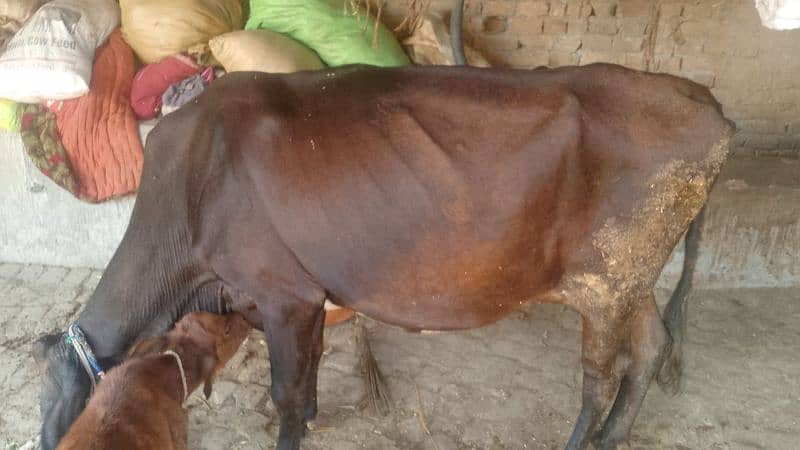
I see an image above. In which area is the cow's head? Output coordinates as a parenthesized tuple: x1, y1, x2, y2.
(32, 333, 92, 450)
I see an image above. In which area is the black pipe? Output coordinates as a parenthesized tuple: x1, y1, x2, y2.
(450, 0, 467, 65)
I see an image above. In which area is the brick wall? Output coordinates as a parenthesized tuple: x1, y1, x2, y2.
(461, 0, 800, 157)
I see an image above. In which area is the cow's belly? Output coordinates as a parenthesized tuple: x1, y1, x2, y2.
(323, 235, 565, 331)
(338, 288, 536, 332)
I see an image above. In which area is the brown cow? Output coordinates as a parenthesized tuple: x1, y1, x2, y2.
(35, 63, 734, 450)
(55, 312, 250, 450)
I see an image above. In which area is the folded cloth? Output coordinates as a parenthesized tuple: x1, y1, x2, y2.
(161, 66, 214, 116)
(19, 103, 79, 196)
(130, 54, 201, 119)
(47, 29, 144, 202)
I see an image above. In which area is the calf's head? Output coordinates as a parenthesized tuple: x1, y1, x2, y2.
(128, 312, 251, 397)
(33, 312, 249, 450)
(33, 333, 93, 450)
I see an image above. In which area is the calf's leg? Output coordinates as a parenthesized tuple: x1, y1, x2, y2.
(565, 307, 629, 450)
(596, 293, 670, 449)
(259, 294, 326, 450)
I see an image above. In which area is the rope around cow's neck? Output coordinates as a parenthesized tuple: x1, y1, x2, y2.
(65, 325, 188, 404)
(163, 350, 188, 405)
(65, 324, 105, 394)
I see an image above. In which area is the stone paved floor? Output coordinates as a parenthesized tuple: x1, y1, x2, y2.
(1, 262, 798, 450)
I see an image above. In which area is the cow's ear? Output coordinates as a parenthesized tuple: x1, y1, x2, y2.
(32, 333, 61, 373)
(201, 354, 218, 399)
(128, 336, 169, 357)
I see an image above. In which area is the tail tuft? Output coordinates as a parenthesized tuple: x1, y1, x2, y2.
(656, 336, 683, 395)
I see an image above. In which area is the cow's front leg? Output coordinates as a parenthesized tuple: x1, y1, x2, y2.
(259, 293, 326, 450)
(303, 303, 326, 423)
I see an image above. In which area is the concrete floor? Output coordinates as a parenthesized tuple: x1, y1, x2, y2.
(1, 263, 797, 450)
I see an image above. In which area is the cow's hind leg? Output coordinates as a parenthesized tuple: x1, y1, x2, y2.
(596, 293, 670, 449)
(565, 306, 628, 450)
(258, 293, 326, 450)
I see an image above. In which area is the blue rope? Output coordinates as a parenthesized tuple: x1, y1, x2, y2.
(65, 324, 105, 384)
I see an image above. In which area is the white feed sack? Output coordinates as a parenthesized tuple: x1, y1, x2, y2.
(0, 0, 119, 102)
(755, 0, 800, 30)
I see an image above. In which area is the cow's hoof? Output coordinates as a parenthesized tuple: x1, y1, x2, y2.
(595, 435, 632, 450)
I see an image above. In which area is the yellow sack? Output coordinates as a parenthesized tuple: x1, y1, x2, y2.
(209, 30, 324, 73)
(120, 0, 245, 64)
(0, 99, 20, 132)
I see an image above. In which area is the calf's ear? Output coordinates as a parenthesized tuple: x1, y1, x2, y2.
(201, 354, 218, 399)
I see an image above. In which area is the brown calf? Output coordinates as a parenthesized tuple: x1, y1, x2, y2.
(56, 312, 250, 450)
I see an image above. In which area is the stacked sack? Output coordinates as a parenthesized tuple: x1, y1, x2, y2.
(0, 0, 482, 201)
(243, 0, 409, 67)
(0, 0, 119, 102)
(0, 0, 147, 201)
(120, 0, 245, 64)
(0, 0, 33, 130)
(209, 29, 325, 73)
(123, 0, 411, 120)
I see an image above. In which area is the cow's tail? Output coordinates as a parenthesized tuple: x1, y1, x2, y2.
(656, 205, 706, 395)
(354, 314, 392, 415)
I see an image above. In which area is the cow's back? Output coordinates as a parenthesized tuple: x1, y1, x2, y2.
(170, 65, 732, 330)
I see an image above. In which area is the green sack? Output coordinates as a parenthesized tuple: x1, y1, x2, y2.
(0, 99, 21, 132)
(245, 0, 409, 67)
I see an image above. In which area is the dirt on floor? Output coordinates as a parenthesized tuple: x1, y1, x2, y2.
(0, 263, 798, 450)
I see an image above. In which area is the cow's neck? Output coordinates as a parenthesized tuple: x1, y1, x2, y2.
(75, 224, 220, 361)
